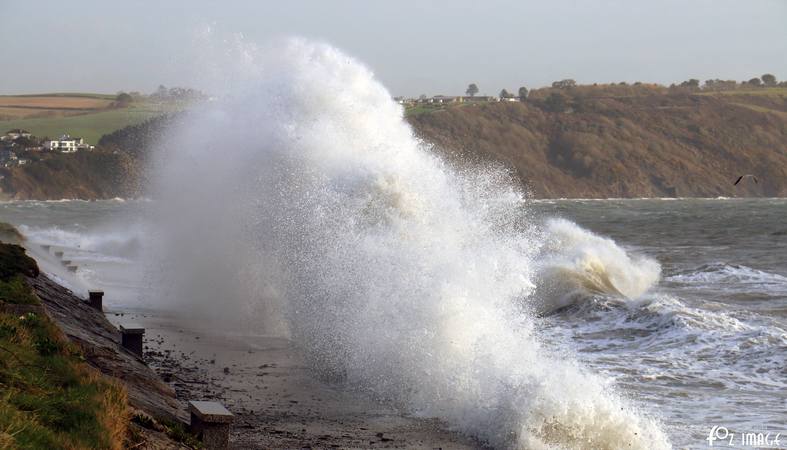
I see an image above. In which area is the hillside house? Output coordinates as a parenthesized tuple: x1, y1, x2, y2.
(429, 95, 463, 104)
(43, 135, 93, 152)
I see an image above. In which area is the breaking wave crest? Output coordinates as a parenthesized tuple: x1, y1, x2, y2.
(149, 37, 670, 449)
(534, 219, 661, 314)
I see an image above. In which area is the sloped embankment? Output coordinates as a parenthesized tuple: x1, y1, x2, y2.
(0, 242, 128, 448)
(0, 234, 192, 448)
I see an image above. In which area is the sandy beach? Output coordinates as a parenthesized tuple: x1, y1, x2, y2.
(107, 310, 479, 449)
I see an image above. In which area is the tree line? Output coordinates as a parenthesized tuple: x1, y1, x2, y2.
(462, 73, 781, 103)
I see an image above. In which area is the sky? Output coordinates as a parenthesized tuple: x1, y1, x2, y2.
(1, 0, 786, 97)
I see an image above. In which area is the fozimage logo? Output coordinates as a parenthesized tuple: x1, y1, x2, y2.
(706, 425, 782, 447)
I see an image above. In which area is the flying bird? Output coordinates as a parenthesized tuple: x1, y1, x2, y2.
(734, 174, 758, 186)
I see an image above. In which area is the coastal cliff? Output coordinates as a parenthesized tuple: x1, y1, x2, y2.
(1, 90, 785, 200)
(409, 92, 787, 198)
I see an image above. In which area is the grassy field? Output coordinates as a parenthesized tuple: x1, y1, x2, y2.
(404, 102, 483, 117)
(698, 87, 787, 96)
(730, 102, 787, 118)
(1, 106, 170, 145)
(0, 96, 113, 110)
(5, 93, 117, 99)
(0, 93, 177, 144)
(0, 93, 119, 120)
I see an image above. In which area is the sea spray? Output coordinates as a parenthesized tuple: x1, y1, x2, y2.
(150, 37, 670, 449)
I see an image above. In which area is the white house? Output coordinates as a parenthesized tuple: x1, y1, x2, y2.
(429, 95, 463, 104)
(44, 135, 93, 153)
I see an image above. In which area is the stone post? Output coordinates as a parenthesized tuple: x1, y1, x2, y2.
(88, 290, 103, 311)
(119, 324, 144, 358)
(188, 401, 234, 449)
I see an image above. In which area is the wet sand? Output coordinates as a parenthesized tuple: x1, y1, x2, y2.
(107, 310, 479, 449)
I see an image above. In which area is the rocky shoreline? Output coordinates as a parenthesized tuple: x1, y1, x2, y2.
(120, 311, 478, 449)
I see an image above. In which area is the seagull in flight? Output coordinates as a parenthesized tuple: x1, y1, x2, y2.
(733, 174, 758, 185)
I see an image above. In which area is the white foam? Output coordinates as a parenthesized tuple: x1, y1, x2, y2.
(533, 219, 661, 313)
(667, 263, 787, 287)
(148, 36, 670, 449)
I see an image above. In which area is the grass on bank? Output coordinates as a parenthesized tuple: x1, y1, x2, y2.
(404, 102, 488, 117)
(698, 87, 787, 97)
(0, 239, 128, 449)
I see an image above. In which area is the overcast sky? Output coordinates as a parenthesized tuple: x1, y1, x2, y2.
(1, 0, 785, 96)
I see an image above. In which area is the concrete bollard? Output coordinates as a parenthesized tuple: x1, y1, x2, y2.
(40, 244, 51, 252)
(61, 259, 71, 266)
(54, 251, 64, 258)
(67, 265, 78, 272)
(119, 324, 145, 358)
(88, 290, 103, 311)
(188, 401, 234, 450)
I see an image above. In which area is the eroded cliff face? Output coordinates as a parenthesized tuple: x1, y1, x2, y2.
(0, 150, 139, 200)
(409, 94, 787, 198)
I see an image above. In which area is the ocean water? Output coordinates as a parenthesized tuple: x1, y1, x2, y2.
(2, 198, 785, 449)
(2, 40, 785, 450)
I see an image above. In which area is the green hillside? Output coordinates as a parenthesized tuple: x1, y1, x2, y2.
(0, 92, 183, 145)
(0, 107, 168, 145)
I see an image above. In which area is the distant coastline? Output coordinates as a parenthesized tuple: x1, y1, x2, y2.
(1, 85, 785, 200)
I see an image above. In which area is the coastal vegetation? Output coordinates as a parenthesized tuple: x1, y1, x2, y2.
(0, 238, 128, 449)
(410, 86, 787, 197)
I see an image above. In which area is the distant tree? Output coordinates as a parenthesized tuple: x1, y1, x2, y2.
(518, 86, 528, 101)
(679, 79, 700, 90)
(500, 89, 512, 98)
(748, 77, 762, 87)
(761, 73, 777, 86)
(418, 94, 427, 101)
(114, 92, 133, 107)
(466, 83, 479, 97)
(544, 92, 568, 112)
(14, 136, 39, 148)
(552, 79, 577, 89)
